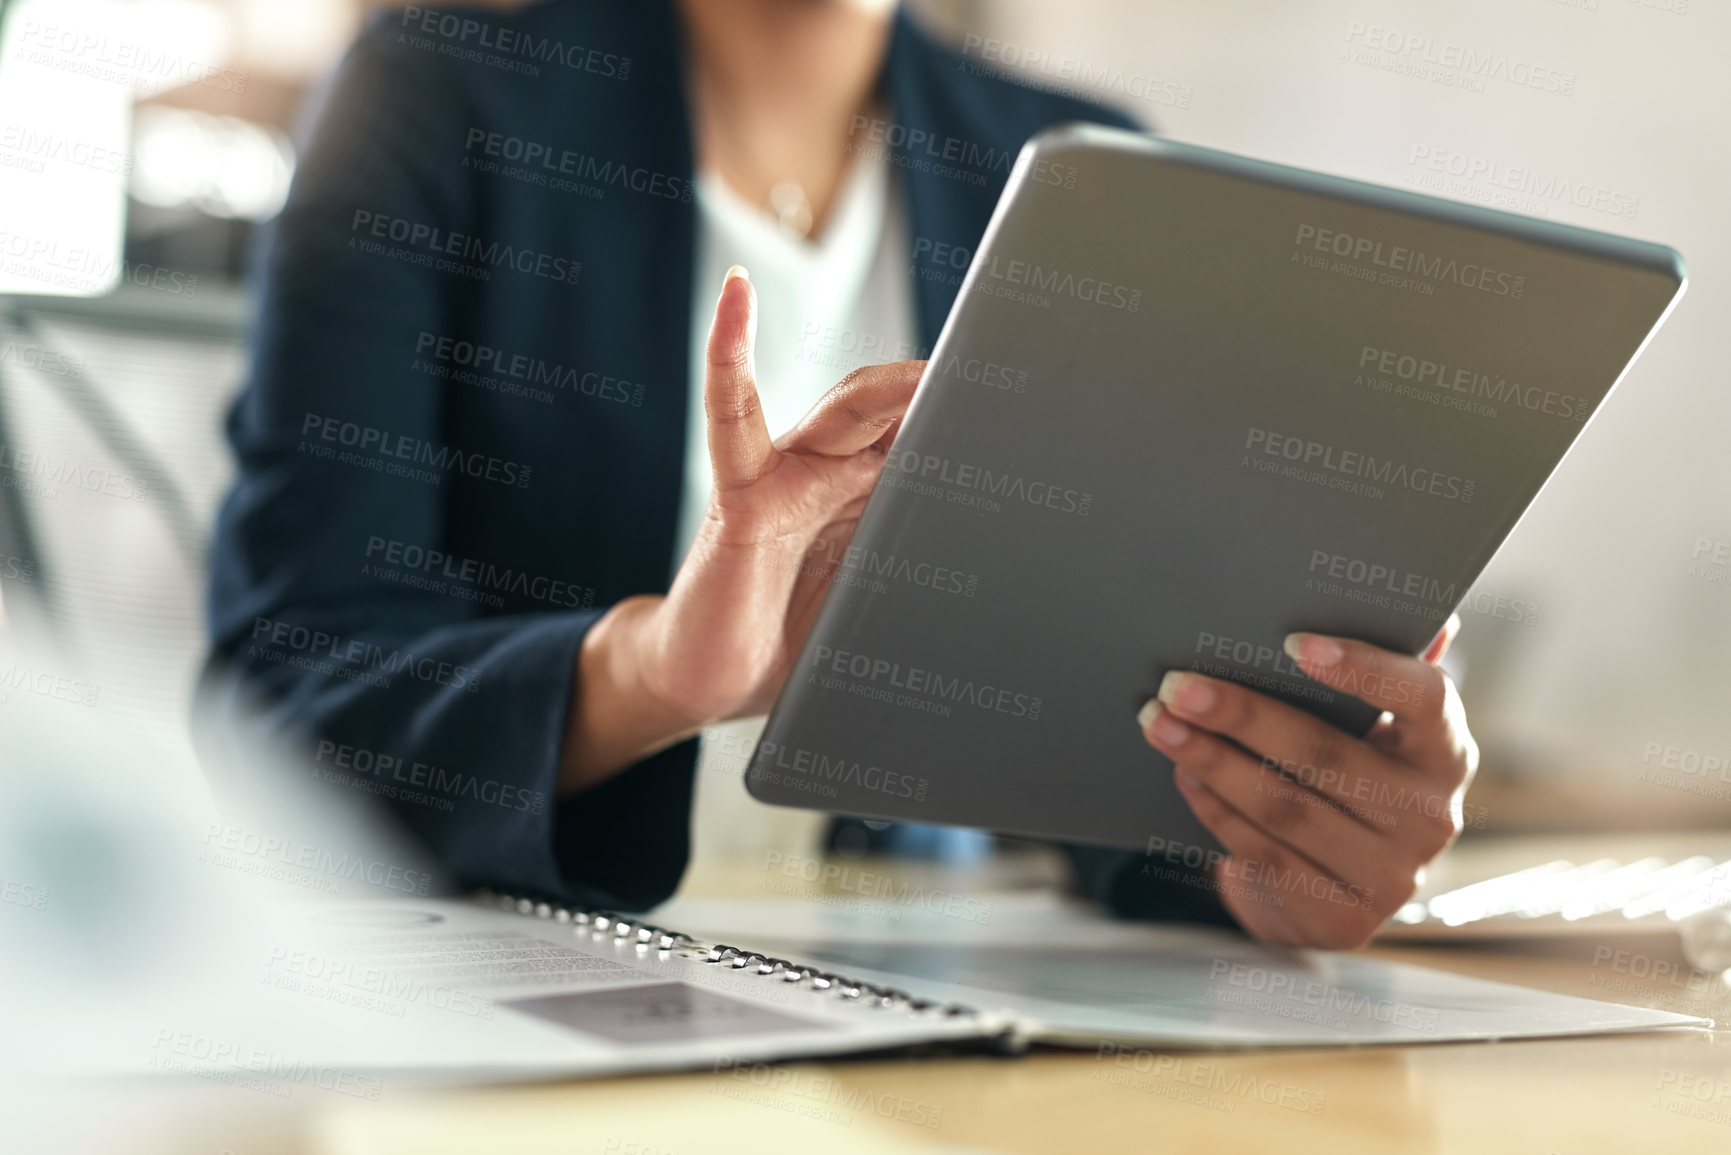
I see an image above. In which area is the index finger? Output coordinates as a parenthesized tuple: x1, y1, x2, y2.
(1284, 631, 1448, 728)
(705, 266, 775, 489)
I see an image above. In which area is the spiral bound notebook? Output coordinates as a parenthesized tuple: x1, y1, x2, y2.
(132, 891, 1706, 1086)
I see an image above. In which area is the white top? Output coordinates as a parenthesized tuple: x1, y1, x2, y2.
(678, 151, 919, 861)
(675, 151, 920, 567)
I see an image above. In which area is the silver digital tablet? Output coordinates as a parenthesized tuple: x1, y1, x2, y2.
(745, 124, 1685, 852)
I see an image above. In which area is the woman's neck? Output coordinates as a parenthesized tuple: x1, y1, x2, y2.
(679, 0, 897, 238)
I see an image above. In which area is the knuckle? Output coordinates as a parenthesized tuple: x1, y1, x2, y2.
(1377, 869, 1421, 910)
(726, 343, 753, 372)
(841, 398, 884, 435)
(836, 363, 904, 402)
(1184, 782, 1228, 824)
(1440, 675, 1470, 731)
(707, 338, 753, 378)
(1255, 840, 1293, 875)
(1424, 807, 1461, 846)
(1254, 775, 1313, 833)
(1415, 665, 1448, 717)
(1301, 726, 1349, 777)
(1212, 681, 1258, 732)
(833, 365, 872, 394)
(1458, 733, 1481, 779)
(1349, 911, 1385, 949)
(1175, 733, 1229, 778)
(1390, 841, 1438, 890)
(708, 390, 761, 425)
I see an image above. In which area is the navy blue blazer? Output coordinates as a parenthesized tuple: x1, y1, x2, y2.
(203, 0, 1228, 923)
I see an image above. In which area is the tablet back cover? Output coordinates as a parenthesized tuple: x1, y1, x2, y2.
(746, 125, 1683, 852)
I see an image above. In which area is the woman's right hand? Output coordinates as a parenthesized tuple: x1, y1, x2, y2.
(560, 267, 925, 793)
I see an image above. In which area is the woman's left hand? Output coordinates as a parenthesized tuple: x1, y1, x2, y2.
(1139, 616, 1477, 949)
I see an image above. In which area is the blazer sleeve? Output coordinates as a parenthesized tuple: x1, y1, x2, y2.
(199, 26, 692, 912)
(1065, 844, 1238, 928)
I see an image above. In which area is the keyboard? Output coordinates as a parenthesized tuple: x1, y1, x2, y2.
(1376, 833, 1731, 971)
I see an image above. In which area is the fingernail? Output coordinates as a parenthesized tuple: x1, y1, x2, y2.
(1138, 700, 1190, 747)
(1157, 670, 1214, 714)
(1285, 633, 1343, 667)
(722, 265, 757, 351)
(1175, 769, 1201, 792)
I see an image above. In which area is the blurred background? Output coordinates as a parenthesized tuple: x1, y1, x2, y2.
(1, 0, 1726, 860)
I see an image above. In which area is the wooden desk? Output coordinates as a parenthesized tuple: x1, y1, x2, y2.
(49, 858, 1731, 1155)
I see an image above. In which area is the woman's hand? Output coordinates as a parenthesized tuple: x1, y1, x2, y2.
(1139, 617, 1478, 949)
(562, 268, 923, 792)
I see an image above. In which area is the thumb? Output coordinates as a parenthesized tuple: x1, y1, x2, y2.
(704, 265, 774, 489)
(1422, 613, 1462, 665)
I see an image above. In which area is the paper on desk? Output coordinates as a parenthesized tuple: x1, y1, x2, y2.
(29, 898, 997, 1085)
(655, 896, 1712, 1048)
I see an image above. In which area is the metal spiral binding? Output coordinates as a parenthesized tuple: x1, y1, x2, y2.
(479, 889, 976, 1019)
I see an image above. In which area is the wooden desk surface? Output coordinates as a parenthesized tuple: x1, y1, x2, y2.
(52, 856, 1731, 1155)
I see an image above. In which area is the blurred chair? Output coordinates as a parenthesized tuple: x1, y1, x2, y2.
(0, 286, 246, 790)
